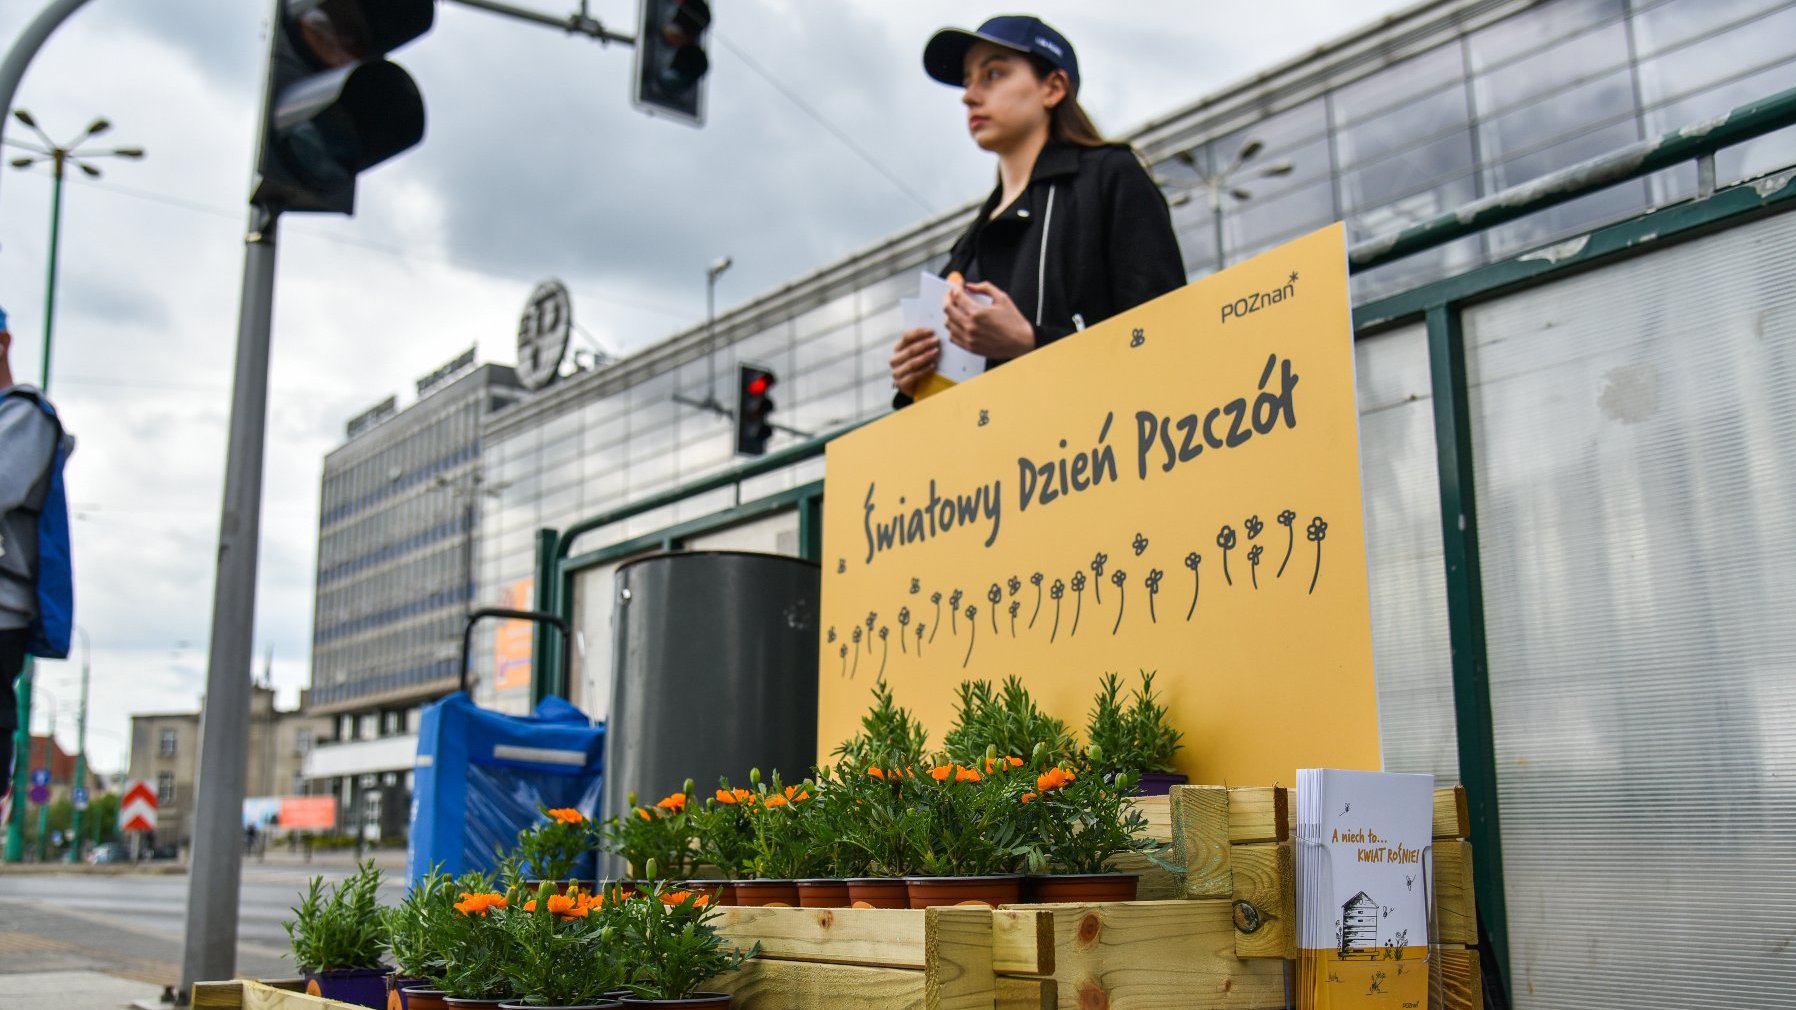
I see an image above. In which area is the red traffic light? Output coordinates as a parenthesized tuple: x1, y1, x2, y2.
(747, 375, 771, 397)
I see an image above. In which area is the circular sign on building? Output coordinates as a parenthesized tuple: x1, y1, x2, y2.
(515, 279, 572, 391)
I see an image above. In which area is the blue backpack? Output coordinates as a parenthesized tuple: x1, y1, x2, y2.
(4, 388, 72, 659)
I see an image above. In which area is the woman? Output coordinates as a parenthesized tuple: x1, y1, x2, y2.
(890, 15, 1186, 404)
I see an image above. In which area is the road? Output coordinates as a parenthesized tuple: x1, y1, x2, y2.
(0, 850, 407, 1003)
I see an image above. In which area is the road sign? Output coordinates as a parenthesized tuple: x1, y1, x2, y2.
(29, 768, 49, 788)
(120, 779, 158, 833)
(72, 786, 89, 811)
(28, 783, 50, 805)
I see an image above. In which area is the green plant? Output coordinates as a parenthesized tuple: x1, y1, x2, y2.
(899, 748, 1033, 877)
(382, 865, 453, 979)
(943, 677, 1077, 767)
(745, 769, 827, 879)
(690, 778, 758, 879)
(283, 861, 387, 972)
(826, 759, 918, 877)
(831, 678, 929, 769)
(1027, 749, 1159, 874)
(435, 875, 517, 1000)
(495, 883, 627, 1006)
(1086, 671, 1184, 776)
(512, 806, 593, 883)
(615, 885, 756, 1000)
(601, 782, 698, 880)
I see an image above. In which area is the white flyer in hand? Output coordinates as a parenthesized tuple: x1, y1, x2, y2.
(911, 271, 987, 385)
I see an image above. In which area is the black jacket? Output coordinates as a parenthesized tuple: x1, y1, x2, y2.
(897, 141, 1186, 407)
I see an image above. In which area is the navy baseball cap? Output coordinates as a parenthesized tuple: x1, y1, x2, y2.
(924, 15, 1079, 95)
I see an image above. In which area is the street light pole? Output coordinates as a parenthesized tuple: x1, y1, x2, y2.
(1172, 138, 1294, 270)
(706, 255, 731, 408)
(67, 626, 89, 862)
(40, 148, 63, 389)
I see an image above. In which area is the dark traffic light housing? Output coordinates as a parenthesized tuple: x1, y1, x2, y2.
(633, 0, 712, 126)
(253, 0, 433, 214)
(735, 364, 776, 456)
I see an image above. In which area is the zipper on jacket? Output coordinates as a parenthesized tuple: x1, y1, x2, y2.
(1035, 184, 1056, 326)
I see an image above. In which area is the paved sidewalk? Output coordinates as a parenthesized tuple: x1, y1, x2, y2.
(0, 970, 163, 1010)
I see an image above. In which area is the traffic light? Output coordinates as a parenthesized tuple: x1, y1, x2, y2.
(633, 0, 712, 126)
(735, 364, 776, 456)
(252, 0, 434, 214)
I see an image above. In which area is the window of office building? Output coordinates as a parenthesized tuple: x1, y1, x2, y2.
(156, 772, 176, 805)
(158, 728, 176, 758)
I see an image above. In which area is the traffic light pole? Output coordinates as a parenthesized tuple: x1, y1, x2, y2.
(177, 205, 279, 1003)
(442, 0, 634, 44)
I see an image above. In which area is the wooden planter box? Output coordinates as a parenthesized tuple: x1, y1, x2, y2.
(191, 979, 367, 1010)
(711, 784, 1484, 1010)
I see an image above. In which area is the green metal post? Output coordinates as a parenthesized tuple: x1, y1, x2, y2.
(797, 491, 824, 562)
(530, 529, 558, 706)
(1424, 304, 1510, 996)
(67, 633, 88, 862)
(4, 662, 29, 861)
(34, 795, 48, 862)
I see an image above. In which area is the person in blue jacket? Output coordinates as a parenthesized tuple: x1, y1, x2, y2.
(890, 14, 1186, 405)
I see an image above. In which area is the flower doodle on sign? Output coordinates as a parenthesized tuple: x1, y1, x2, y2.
(1184, 552, 1202, 620)
(929, 591, 943, 643)
(987, 584, 1002, 634)
(962, 605, 978, 668)
(1245, 514, 1264, 540)
(838, 643, 848, 678)
(1276, 509, 1298, 577)
(851, 625, 862, 653)
(1145, 568, 1164, 623)
(865, 612, 876, 637)
(877, 626, 889, 677)
(1008, 599, 1020, 637)
(1248, 544, 1264, 589)
(1070, 571, 1087, 637)
(897, 607, 911, 653)
(915, 622, 926, 657)
(850, 627, 862, 678)
(1132, 532, 1149, 556)
(1007, 575, 1021, 598)
(949, 589, 964, 635)
(1049, 579, 1066, 643)
(1307, 516, 1329, 594)
(1028, 572, 1045, 628)
(1091, 552, 1108, 604)
(1217, 525, 1238, 586)
(1110, 569, 1129, 635)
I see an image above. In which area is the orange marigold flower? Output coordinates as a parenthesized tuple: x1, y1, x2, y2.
(544, 893, 589, 919)
(1021, 792, 1037, 804)
(546, 807, 584, 825)
(867, 767, 886, 780)
(1037, 768, 1076, 792)
(523, 899, 537, 912)
(453, 892, 507, 916)
(656, 792, 687, 812)
(733, 788, 754, 803)
(954, 765, 982, 783)
(636, 807, 654, 821)
(715, 788, 738, 805)
(783, 785, 811, 803)
(929, 765, 952, 782)
(1005, 755, 1025, 769)
(762, 794, 789, 808)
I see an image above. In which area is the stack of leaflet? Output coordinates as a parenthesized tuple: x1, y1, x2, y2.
(901, 271, 988, 400)
(1296, 768, 1435, 1010)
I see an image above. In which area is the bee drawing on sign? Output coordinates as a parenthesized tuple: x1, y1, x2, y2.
(962, 605, 978, 668)
(910, 577, 921, 595)
(1110, 569, 1128, 635)
(1028, 572, 1044, 628)
(1276, 509, 1297, 577)
(1145, 568, 1163, 622)
(897, 608, 911, 653)
(1130, 327, 1145, 347)
(1048, 579, 1065, 642)
(1132, 532, 1148, 556)
(978, 409, 989, 426)
(929, 591, 943, 643)
(1184, 552, 1202, 619)
(1007, 574, 1021, 598)
(1070, 571, 1087, 636)
(1307, 516, 1330, 593)
(1217, 525, 1237, 586)
(837, 558, 846, 574)
(1405, 875, 1415, 892)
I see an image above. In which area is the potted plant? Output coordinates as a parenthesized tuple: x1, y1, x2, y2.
(515, 806, 596, 889)
(736, 769, 817, 907)
(686, 778, 757, 906)
(284, 861, 390, 1009)
(494, 883, 628, 1009)
(384, 867, 454, 1010)
(900, 748, 1032, 907)
(831, 678, 930, 770)
(1086, 671, 1186, 794)
(828, 760, 917, 908)
(613, 886, 756, 1008)
(1024, 746, 1160, 902)
(602, 784, 697, 886)
(437, 881, 519, 1008)
(792, 766, 851, 908)
(942, 677, 1078, 768)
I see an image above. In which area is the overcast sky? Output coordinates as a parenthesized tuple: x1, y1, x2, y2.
(0, 0, 1411, 776)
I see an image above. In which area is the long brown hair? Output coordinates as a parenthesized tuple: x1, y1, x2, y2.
(1025, 53, 1107, 147)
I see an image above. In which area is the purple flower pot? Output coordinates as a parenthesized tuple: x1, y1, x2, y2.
(1135, 771, 1189, 796)
(303, 968, 390, 1009)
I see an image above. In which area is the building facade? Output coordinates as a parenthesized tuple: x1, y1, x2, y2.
(303, 357, 522, 839)
(470, 0, 1796, 719)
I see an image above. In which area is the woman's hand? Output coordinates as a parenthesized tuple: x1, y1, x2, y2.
(945, 281, 1035, 360)
(890, 326, 941, 399)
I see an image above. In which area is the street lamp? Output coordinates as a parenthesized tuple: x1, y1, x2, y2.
(5, 109, 146, 391)
(1170, 137, 1294, 269)
(1, 110, 141, 864)
(66, 626, 91, 863)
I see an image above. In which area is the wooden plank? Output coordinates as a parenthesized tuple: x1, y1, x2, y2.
(715, 905, 928, 968)
(1435, 786, 1470, 840)
(1133, 793, 1173, 839)
(1175, 785, 1232, 899)
(1230, 843, 1296, 960)
(1432, 945, 1483, 1010)
(1113, 848, 1186, 901)
(1032, 899, 1286, 1009)
(992, 908, 1055, 975)
(717, 958, 926, 1010)
(191, 981, 244, 1010)
(925, 906, 996, 1010)
(1434, 840, 1477, 946)
(235, 981, 364, 1010)
(995, 976, 1056, 1010)
(1228, 787, 1289, 844)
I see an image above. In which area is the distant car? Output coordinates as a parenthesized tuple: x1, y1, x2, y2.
(87, 842, 125, 865)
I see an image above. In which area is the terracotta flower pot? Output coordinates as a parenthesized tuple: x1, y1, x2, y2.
(619, 993, 733, 1009)
(400, 988, 452, 1010)
(845, 877, 909, 909)
(304, 968, 390, 1009)
(388, 975, 429, 1010)
(1135, 771, 1189, 796)
(795, 878, 850, 908)
(903, 875, 1024, 908)
(1028, 873, 1140, 903)
(679, 879, 737, 906)
(444, 999, 511, 1009)
(731, 879, 799, 907)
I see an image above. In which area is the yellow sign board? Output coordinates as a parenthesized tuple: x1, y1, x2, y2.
(819, 224, 1379, 786)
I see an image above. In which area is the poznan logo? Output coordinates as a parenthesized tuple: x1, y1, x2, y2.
(1221, 270, 1300, 324)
